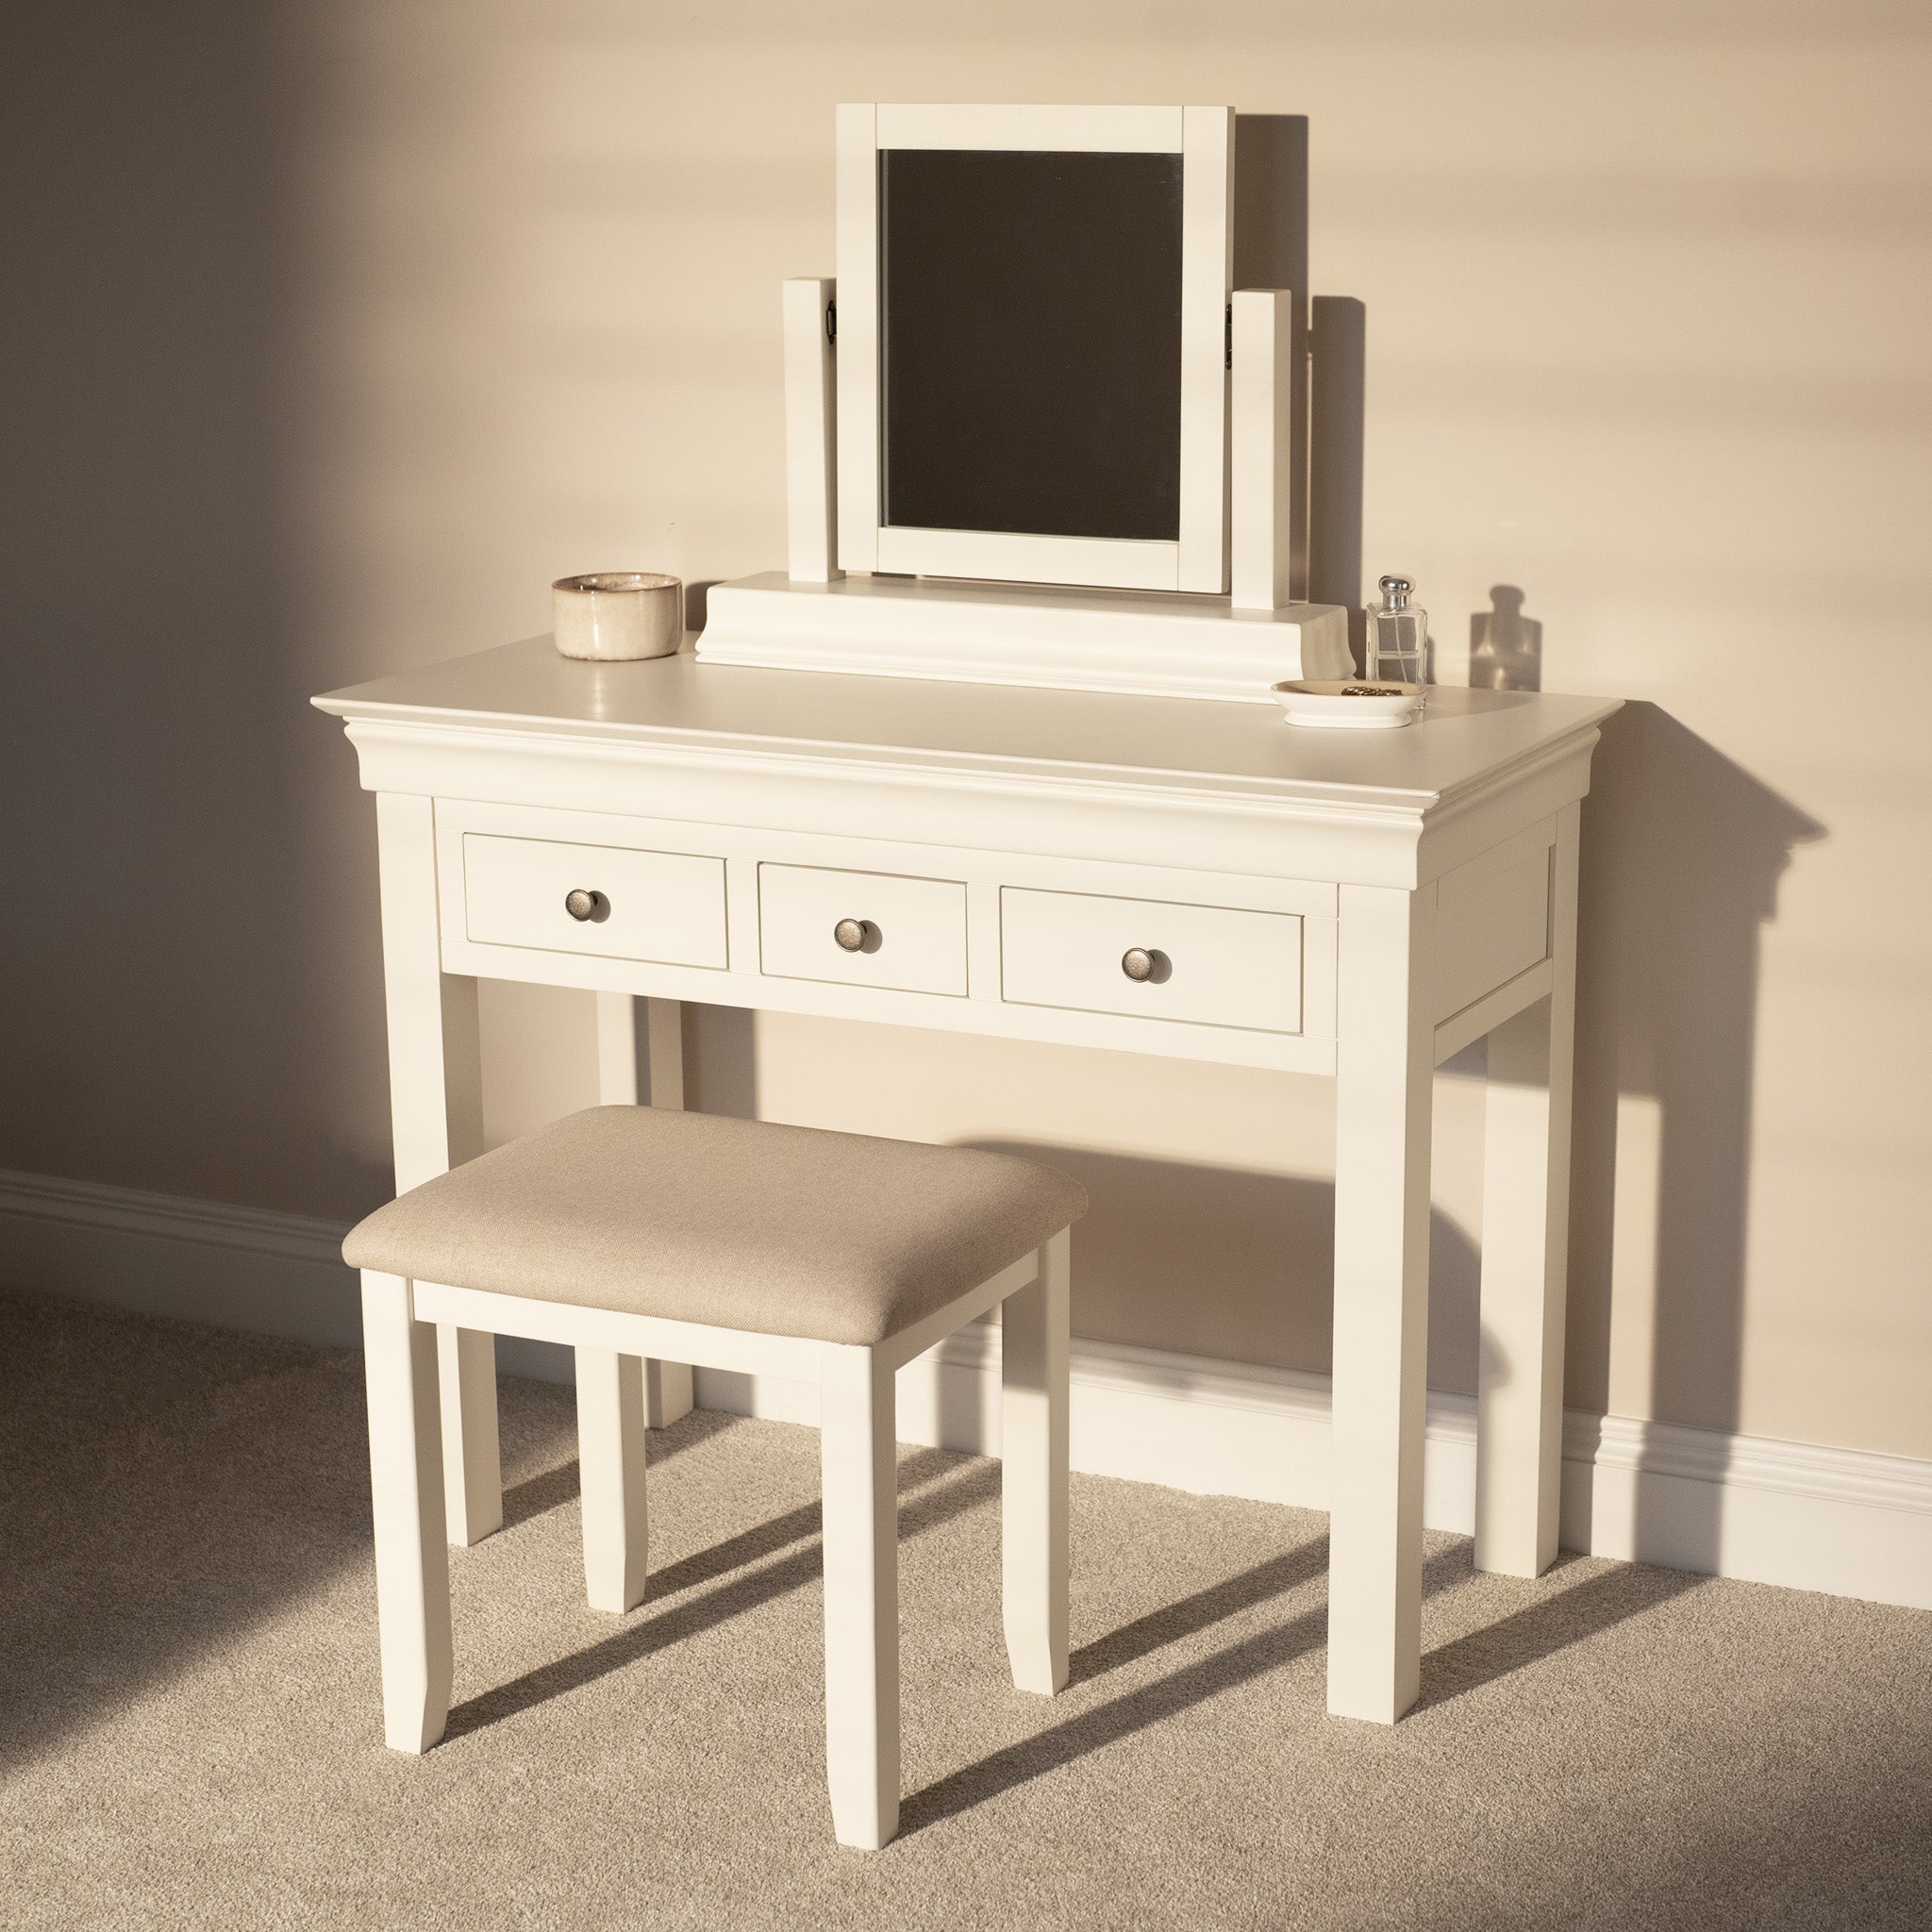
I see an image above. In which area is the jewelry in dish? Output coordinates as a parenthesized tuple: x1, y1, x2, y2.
(1270, 679, 1424, 729)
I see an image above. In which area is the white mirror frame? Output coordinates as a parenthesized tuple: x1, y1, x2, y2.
(834, 103, 1235, 596)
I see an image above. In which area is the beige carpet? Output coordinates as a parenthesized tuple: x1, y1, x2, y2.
(2, 1291, 1927, 1931)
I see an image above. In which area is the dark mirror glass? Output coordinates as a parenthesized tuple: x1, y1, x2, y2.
(879, 148, 1184, 544)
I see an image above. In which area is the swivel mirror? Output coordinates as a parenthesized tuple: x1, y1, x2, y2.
(837, 105, 1235, 594)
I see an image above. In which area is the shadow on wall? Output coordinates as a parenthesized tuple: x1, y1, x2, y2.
(1567, 701, 1824, 1555)
(1450, 582, 1823, 1549)
(966, 1143, 1483, 1393)
(1233, 114, 1311, 605)
(686, 1011, 1483, 1385)
(1231, 113, 1367, 647)
(1308, 295, 1367, 666)
(1469, 585, 1543, 692)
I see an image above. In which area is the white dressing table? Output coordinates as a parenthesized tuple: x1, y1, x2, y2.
(315, 638, 1617, 1725)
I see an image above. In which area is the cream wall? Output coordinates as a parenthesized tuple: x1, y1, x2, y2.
(4, 2, 1927, 1459)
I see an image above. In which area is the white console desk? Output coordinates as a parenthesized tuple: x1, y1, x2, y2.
(316, 638, 1617, 1725)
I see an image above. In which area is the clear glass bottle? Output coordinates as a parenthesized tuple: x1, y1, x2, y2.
(1365, 575, 1427, 692)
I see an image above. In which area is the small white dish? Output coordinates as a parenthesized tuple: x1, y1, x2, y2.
(1271, 679, 1424, 729)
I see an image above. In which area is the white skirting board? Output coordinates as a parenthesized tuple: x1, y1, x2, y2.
(0, 1167, 571, 1384)
(702, 1326, 1932, 1613)
(3, 1165, 1927, 1613)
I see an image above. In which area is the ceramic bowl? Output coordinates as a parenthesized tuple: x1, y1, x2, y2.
(1271, 679, 1424, 729)
(553, 572, 684, 661)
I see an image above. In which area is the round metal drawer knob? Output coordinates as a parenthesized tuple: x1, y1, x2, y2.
(1121, 947, 1161, 982)
(833, 917, 873, 952)
(564, 889, 605, 923)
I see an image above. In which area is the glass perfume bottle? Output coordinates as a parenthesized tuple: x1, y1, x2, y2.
(1366, 575, 1427, 692)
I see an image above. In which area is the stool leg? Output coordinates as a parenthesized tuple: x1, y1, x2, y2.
(642, 1358, 695, 1429)
(437, 1326, 502, 1546)
(361, 1271, 453, 1754)
(818, 1343, 899, 1850)
(577, 1346, 649, 1612)
(1002, 1228, 1071, 1695)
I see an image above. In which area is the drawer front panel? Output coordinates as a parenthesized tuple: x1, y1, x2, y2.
(1001, 888, 1302, 1033)
(758, 863, 968, 995)
(463, 835, 727, 968)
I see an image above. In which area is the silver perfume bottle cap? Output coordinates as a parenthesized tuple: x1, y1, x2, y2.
(1377, 575, 1413, 611)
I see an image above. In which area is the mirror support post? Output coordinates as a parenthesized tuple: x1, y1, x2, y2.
(1230, 288, 1299, 613)
(784, 275, 841, 584)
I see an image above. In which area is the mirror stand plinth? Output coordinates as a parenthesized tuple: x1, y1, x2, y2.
(695, 571, 1351, 705)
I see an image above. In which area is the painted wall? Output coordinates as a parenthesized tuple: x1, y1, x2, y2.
(3, 1, 1927, 1459)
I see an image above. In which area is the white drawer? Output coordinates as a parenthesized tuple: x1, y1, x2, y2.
(463, 835, 727, 968)
(1000, 887, 1302, 1034)
(758, 863, 967, 995)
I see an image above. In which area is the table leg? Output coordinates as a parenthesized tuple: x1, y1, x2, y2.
(375, 792, 501, 1547)
(593, 992, 694, 1427)
(1475, 804, 1580, 1576)
(1328, 881, 1435, 1724)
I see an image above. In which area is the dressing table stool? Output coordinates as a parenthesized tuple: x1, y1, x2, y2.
(342, 1104, 1085, 1850)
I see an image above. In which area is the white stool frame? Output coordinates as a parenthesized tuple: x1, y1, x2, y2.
(360, 1227, 1071, 1850)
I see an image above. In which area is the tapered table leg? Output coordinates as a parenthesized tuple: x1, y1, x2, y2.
(1328, 882, 1435, 1724)
(375, 791, 500, 1547)
(1475, 805, 1579, 1576)
(595, 991, 695, 1429)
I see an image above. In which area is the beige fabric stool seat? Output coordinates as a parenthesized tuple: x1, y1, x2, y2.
(345, 1105, 1085, 1347)
(345, 1105, 1085, 1850)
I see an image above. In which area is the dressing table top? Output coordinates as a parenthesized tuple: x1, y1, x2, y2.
(316, 637, 1620, 820)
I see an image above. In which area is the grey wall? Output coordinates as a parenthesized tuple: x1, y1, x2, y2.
(2, 2, 391, 1217)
